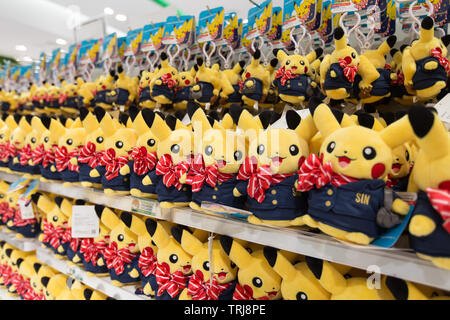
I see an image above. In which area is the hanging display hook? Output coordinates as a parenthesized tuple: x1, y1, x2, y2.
(181, 47, 192, 71)
(203, 41, 216, 67)
(167, 44, 181, 66)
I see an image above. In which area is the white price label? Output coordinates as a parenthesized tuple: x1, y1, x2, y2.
(71, 205, 99, 238)
(18, 199, 34, 219)
(131, 197, 158, 217)
(433, 93, 450, 127)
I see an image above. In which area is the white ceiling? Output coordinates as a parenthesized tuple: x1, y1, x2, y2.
(0, 0, 281, 64)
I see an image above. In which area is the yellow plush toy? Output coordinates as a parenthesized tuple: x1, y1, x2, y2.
(0, 115, 18, 170)
(402, 17, 449, 100)
(138, 69, 158, 109)
(109, 64, 138, 111)
(320, 27, 379, 101)
(59, 82, 81, 115)
(150, 52, 179, 108)
(174, 67, 196, 111)
(8, 115, 33, 174)
(92, 71, 116, 110)
(219, 61, 246, 107)
(297, 100, 411, 245)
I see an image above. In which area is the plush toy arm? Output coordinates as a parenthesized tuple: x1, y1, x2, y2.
(28, 159, 34, 166)
(57, 245, 65, 253)
(69, 157, 78, 166)
(13, 157, 19, 164)
(119, 164, 130, 176)
(320, 55, 331, 85)
(358, 55, 380, 88)
(89, 169, 100, 178)
(401, 49, 416, 86)
(392, 198, 410, 216)
(142, 175, 153, 185)
(128, 268, 139, 278)
(233, 181, 248, 197)
(97, 257, 105, 266)
(409, 214, 436, 237)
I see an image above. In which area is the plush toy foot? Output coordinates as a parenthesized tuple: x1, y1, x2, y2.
(416, 253, 450, 270)
(409, 215, 436, 237)
(189, 202, 202, 212)
(326, 88, 350, 100)
(7, 292, 18, 297)
(344, 232, 373, 245)
(318, 223, 352, 242)
(104, 189, 130, 195)
(130, 189, 142, 197)
(54, 254, 65, 260)
(67, 261, 76, 266)
(302, 215, 319, 228)
(81, 181, 93, 188)
(15, 233, 24, 239)
(110, 280, 126, 287)
(289, 217, 305, 226)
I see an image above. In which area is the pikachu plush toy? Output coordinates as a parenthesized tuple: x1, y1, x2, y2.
(402, 17, 449, 101)
(273, 48, 323, 106)
(186, 103, 247, 213)
(231, 105, 317, 227)
(138, 69, 158, 110)
(320, 27, 379, 103)
(8, 115, 33, 174)
(0, 115, 18, 170)
(174, 67, 196, 111)
(108, 65, 138, 111)
(150, 52, 179, 108)
(296, 100, 411, 245)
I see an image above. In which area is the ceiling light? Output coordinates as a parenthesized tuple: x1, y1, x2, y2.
(56, 38, 67, 46)
(104, 7, 114, 15)
(115, 14, 127, 22)
(15, 45, 27, 52)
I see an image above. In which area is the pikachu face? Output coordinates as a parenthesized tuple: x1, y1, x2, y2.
(132, 109, 160, 154)
(95, 73, 115, 93)
(10, 116, 33, 149)
(80, 107, 105, 151)
(47, 86, 61, 102)
(176, 68, 196, 88)
(26, 116, 48, 150)
(146, 219, 193, 275)
(390, 144, 411, 179)
(40, 118, 64, 149)
(241, 49, 270, 84)
(139, 70, 154, 90)
(276, 50, 311, 76)
(220, 236, 281, 300)
(61, 83, 78, 99)
(58, 118, 87, 153)
(31, 193, 68, 228)
(0, 115, 17, 144)
(156, 116, 193, 165)
(173, 227, 237, 284)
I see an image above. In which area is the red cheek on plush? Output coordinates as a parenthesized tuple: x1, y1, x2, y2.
(371, 163, 385, 179)
(245, 72, 251, 79)
(184, 80, 190, 85)
(298, 156, 305, 167)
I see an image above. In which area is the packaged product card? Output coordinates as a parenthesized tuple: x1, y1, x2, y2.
(141, 22, 166, 52)
(197, 7, 224, 43)
(124, 28, 143, 57)
(247, 0, 273, 39)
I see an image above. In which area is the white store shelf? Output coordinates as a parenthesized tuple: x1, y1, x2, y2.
(1, 171, 450, 292)
(36, 246, 151, 300)
(0, 229, 38, 252)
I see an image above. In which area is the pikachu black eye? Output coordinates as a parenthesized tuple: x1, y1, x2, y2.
(171, 144, 180, 154)
(66, 139, 73, 145)
(146, 77, 149, 81)
(405, 150, 410, 162)
(0, 195, 3, 199)
(115, 141, 124, 149)
(205, 145, 213, 156)
(252, 277, 263, 288)
(351, 52, 356, 59)
(203, 261, 210, 271)
(296, 292, 308, 300)
(362, 146, 376, 160)
(257, 144, 265, 155)
(117, 234, 124, 242)
(147, 139, 156, 147)
(182, 76, 185, 80)
(31, 138, 36, 143)
(300, 60, 305, 65)
(96, 136, 104, 144)
(0, 134, 3, 139)
(230, 261, 236, 269)
(52, 216, 58, 222)
(44, 137, 49, 143)
(169, 254, 178, 263)
(286, 60, 290, 65)
(289, 145, 299, 156)
(326, 141, 336, 153)
(234, 150, 243, 161)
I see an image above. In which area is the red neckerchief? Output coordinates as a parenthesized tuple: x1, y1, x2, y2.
(155, 262, 188, 298)
(391, 70, 405, 86)
(138, 247, 158, 277)
(80, 238, 107, 266)
(130, 146, 157, 176)
(386, 174, 399, 189)
(32, 144, 55, 168)
(384, 64, 392, 70)
(4, 270, 18, 286)
(339, 56, 359, 83)
(426, 187, 450, 234)
(61, 227, 80, 252)
(431, 47, 450, 74)
(297, 153, 359, 192)
(2, 206, 16, 224)
(23, 287, 44, 300)
(0, 264, 5, 277)
(104, 242, 138, 275)
(13, 207, 37, 227)
(78, 142, 104, 169)
(0, 143, 5, 160)
(3, 142, 18, 161)
(186, 154, 234, 192)
(187, 270, 232, 300)
(100, 148, 129, 181)
(1, 266, 13, 285)
(160, 73, 177, 89)
(12, 274, 30, 297)
(42, 220, 66, 249)
(19, 144, 33, 166)
(275, 66, 298, 86)
(156, 154, 190, 190)
(232, 283, 269, 300)
(0, 202, 10, 218)
(237, 156, 293, 203)
(55, 146, 80, 172)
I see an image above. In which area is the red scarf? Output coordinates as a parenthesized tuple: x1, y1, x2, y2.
(426, 187, 450, 234)
(32, 144, 55, 168)
(275, 66, 298, 86)
(13, 208, 37, 227)
(391, 70, 405, 86)
(297, 153, 359, 192)
(80, 238, 108, 266)
(3, 141, 18, 161)
(339, 56, 359, 83)
(0, 202, 10, 218)
(0, 143, 5, 160)
(2, 206, 16, 224)
(156, 154, 190, 190)
(232, 283, 270, 300)
(187, 270, 232, 300)
(100, 148, 129, 181)
(104, 242, 138, 275)
(138, 247, 158, 277)
(1, 266, 13, 285)
(55, 146, 80, 172)
(431, 47, 450, 74)
(42, 220, 66, 249)
(12, 274, 31, 297)
(62, 227, 80, 252)
(78, 142, 104, 169)
(187, 154, 234, 192)
(130, 146, 157, 176)
(19, 144, 33, 166)
(4, 270, 17, 286)
(386, 174, 399, 189)
(155, 262, 188, 298)
(160, 73, 177, 89)
(237, 156, 293, 203)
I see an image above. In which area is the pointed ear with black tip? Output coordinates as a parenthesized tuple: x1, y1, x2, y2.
(16, 258, 24, 268)
(308, 96, 324, 115)
(387, 35, 397, 48)
(315, 47, 324, 59)
(174, 111, 185, 121)
(25, 115, 33, 125)
(94, 205, 105, 219)
(41, 277, 50, 288)
(117, 64, 124, 75)
(208, 111, 220, 122)
(187, 101, 201, 119)
(75, 199, 86, 206)
(253, 49, 261, 60)
(258, 110, 274, 129)
(239, 60, 246, 69)
(119, 114, 129, 126)
(229, 104, 244, 125)
(145, 219, 157, 237)
(400, 44, 408, 53)
(442, 34, 450, 48)
(79, 107, 90, 122)
(33, 263, 42, 273)
(286, 110, 301, 130)
(13, 114, 21, 125)
(390, 48, 399, 57)
(31, 192, 42, 204)
(196, 57, 204, 67)
(83, 288, 93, 300)
(270, 58, 278, 68)
(357, 113, 375, 129)
(41, 115, 51, 130)
(119, 211, 132, 229)
(385, 276, 409, 300)
(165, 115, 177, 131)
(128, 106, 140, 122)
(54, 196, 63, 207)
(93, 107, 106, 123)
(380, 112, 395, 126)
(171, 226, 183, 244)
(5, 249, 12, 257)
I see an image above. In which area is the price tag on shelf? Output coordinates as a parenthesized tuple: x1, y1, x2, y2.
(131, 197, 158, 217)
(71, 206, 99, 238)
(433, 93, 450, 128)
(18, 199, 34, 219)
